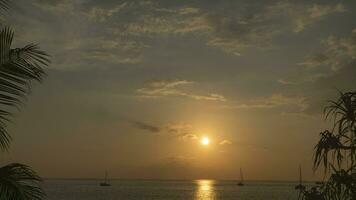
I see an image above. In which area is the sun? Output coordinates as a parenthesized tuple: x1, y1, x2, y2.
(201, 137, 210, 145)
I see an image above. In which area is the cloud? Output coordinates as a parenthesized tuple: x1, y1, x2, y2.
(223, 94, 308, 112)
(136, 79, 193, 98)
(277, 28, 356, 115)
(178, 7, 200, 15)
(133, 121, 231, 145)
(281, 27, 356, 85)
(133, 121, 198, 140)
(277, 79, 298, 85)
(164, 123, 198, 140)
(133, 121, 160, 133)
(87, 1, 346, 57)
(292, 3, 346, 32)
(278, 73, 329, 86)
(33, 0, 127, 22)
(52, 38, 148, 69)
(32, 0, 76, 13)
(136, 79, 226, 102)
(302, 62, 356, 115)
(85, 3, 128, 22)
(14, 0, 347, 71)
(124, 10, 210, 36)
(204, 2, 346, 55)
(301, 28, 356, 71)
(141, 79, 193, 91)
(181, 134, 198, 140)
(264, 2, 346, 33)
(165, 155, 196, 165)
(219, 140, 232, 145)
(11, 0, 149, 70)
(188, 93, 226, 102)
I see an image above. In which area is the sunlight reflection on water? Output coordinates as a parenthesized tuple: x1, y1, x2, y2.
(43, 179, 300, 200)
(195, 180, 216, 200)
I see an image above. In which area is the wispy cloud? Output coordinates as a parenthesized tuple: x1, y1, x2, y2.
(13, 0, 347, 71)
(205, 2, 346, 55)
(223, 94, 308, 113)
(277, 79, 298, 85)
(301, 28, 356, 71)
(133, 121, 235, 147)
(136, 79, 226, 102)
(292, 3, 346, 32)
(85, 3, 128, 22)
(219, 140, 232, 145)
(165, 155, 196, 165)
(133, 121, 160, 133)
(13, 0, 149, 70)
(281, 27, 356, 85)
(132, 121, 198, 140)
(32, 0, 76, 14)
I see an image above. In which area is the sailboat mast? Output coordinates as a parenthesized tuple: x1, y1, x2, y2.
(299, 165, 302, 184)
(105, 170, 108, 183)
(240, 168, 244, 182)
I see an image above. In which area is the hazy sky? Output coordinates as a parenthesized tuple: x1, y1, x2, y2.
(1, 0, 356, 181)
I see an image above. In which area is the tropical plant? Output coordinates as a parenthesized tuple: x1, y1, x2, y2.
(298, 91, 356, 200)
(0, 0, 50, 199)
(0, 163, 44, 200)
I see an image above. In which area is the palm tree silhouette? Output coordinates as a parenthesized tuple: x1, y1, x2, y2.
(299, 91, 356, 200)
(0, 0, 50, 199)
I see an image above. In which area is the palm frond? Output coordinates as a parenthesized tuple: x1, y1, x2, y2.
(0, 0, 9, 12)
(313, 130, 343, 171)
(302, 91, 356, 199)
(0, 27, 50, 151)
(0, 163, 45, 200)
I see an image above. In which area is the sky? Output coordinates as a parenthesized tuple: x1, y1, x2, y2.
(1, 0, 356, 181)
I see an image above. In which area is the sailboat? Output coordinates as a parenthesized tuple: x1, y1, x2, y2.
(100, 170, 111, 186)
(295, 165, 305, 190)
(237, 168, 244, 186)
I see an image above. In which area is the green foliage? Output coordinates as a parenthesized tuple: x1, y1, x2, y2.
(299, 91, 356, 200)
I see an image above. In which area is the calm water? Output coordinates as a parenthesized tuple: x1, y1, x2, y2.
(43, 179, 301, 200)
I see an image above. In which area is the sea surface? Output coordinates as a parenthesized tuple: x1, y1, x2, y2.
(43, 179, 303, 200)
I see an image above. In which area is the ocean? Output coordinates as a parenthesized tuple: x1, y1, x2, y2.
(43, 179, 302, 200)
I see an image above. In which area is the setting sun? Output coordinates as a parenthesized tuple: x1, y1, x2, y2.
(201, 137, 210, 145)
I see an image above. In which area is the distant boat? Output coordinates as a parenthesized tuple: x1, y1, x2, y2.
(100, 170, 111, 187)
(295, 165, 305, 190)
(237, 168, 244, 186)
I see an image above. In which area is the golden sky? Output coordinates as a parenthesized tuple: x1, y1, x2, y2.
(1, 0, 356, 181)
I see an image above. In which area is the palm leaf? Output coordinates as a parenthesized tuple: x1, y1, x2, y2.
(0, 0, 9, 12)
(0, 163, 45, 200)
(0, 3, 49, 200)
(0, 27, 49, 151)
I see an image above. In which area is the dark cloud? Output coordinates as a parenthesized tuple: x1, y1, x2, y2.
(16, 0, 346, 71)
(133, 121, 160, 133)
(204, 1, 346, 55)
(132, 121, 199, 140)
